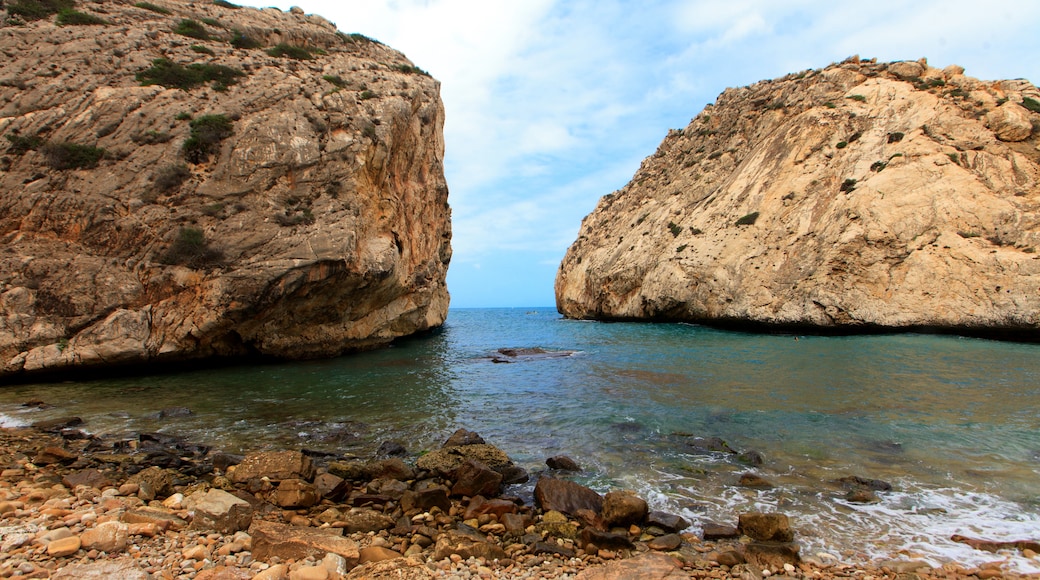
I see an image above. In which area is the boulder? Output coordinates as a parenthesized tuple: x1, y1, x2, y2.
(270, 479, 320, 508)
(534, 477, 603, 516)
(600, 490, 648, 527)
(451, 459, 503, 497)
(127, 467, 174, 499)
(338, 508, 396, 533)
(744, 541, 801, 570)
(580, 527, 635, 551)
(646, 511, 689, 533)
(701, 522, 739, 540)
(249, 520, 359, 565)
(738, 473, 774, 488)
(33, 446, 78, 465)
(431, 530, 507, 562)
(463, 496, 518, 520)
(416, 444, 515, 476)
(400, 484, 451, 514)
(648, 533, 683, 551)
(986, 102, 1034, 141)
(443, 428, 485, 447)
(365, 458, 415, 481)
(230, 450, 315, 484)
(738, 512, 794, 542)
(188, 489, 253, 534)
(62, 469, 112, 490)
(313, 472, 349, 501)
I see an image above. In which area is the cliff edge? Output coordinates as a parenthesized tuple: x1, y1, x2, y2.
(0, 0, 451, 378)
(556, 57, 1040, 338)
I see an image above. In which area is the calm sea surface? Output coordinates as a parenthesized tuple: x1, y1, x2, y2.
(2, 308, 1039, 571)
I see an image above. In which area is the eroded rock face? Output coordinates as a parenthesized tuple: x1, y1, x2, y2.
(556, 57, 1040, 337)
(0, 0, 451, 378)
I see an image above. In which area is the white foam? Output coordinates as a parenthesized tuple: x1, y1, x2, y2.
(0, 413, 29, 428)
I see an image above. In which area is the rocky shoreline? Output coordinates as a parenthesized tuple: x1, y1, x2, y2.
(0, 420, 1035, 579)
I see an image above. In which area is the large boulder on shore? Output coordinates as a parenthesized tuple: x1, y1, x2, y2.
(0, 0, 451, 379)
(556, 57, 1040, 338)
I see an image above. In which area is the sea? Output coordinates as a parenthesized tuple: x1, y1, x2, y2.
(2, 307, 1039, 572)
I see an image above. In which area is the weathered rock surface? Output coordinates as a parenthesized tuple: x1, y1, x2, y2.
(556, 57, 1040, 338)
(0, 0, 451, 379)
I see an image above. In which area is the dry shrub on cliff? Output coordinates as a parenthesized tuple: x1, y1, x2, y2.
(41, 142, 106, 170)
(174, 19, 211, 40)
(152, 164, 191, 192)
(55, 8, 107, 25)
(230, 30, 262, 49)
(266, 43, 316, 60)
(133, 2, 170, 15)
(160, 227, 223, 268)
(182, 114, 233, 163)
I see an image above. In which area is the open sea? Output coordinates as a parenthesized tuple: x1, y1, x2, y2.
(2, 307, 1039, 572)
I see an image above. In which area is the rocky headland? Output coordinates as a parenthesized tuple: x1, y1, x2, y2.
(2, 422, 1034, 580)
(0, 0, 451, 379)
(556, 57, 1040, 339)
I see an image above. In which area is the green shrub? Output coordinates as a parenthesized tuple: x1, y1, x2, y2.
(56, 8, 108, 25)
(887, 132, 904, 143)
(836, 141, 847, 149)
(160, 227, 223, 268)
(266, 43, 314, 60)
(322, 74, 346, 88)
(175, 112, 193, 121)
(182, 114, 233, 163)
(735, 212, 760, 226)
(391, 63, 428, 76)
(839, 178, 857, 192)
(1022, 97, 1040, 114)
(134, 2, 170, 14)
(174, 19, 210, 40)
(6, 0, 74, 21)
(667, 222, 682, 237)
(689, 227, 703, 235)
(230, 30, 262, 49)
(361, 122, 377, 140)
(675, 244, 688, 253)
(153, 163, 190, 191)
(201, 202, 225, 217)
(870, 161, 887, 172)
(190, 45, 215, 55)
(136, 58, 245, 91)
(823, 102, 836, 109)
(130, 130, 173, 145)
(212, 0, 239, 8)
(847, 94, 866, 102)
(359, 90, 376, 100)
(200, 17, 221, 27)
(947, 152, 960, 165)
(344, 32, 376, 44)
(5, 133, 44, 154)
(41, 142, 105, 169)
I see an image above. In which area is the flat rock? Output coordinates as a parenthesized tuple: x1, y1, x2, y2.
(230, 450, 315, 484)
(601, 490, 647, 527)
(575, 552, 687, 579)
(52, 558, 151, 580)
(187, 488, 253, 534)
(249, 520, 359, 565)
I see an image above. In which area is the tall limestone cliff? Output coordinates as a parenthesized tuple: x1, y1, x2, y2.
(557, 57, 1040, 338)
(0, 0, 451, 378)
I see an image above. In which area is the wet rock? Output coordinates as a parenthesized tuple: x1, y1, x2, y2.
(401, 483, 451, 513)
(713, 550, 745, 567)
(532, 540, 577, 558)
(581, 527, 635, 551)
(546, 455, 582, 471)
(648, 533, 682, 551)
(534, 477, 603, 516)
(682, 436, 734, 454)
(845, 489, 880, 504)
(327, 460, 368, 481)
(188, 489, 253, 533)
(738, 512, 794, 542)
(33, 446, 78, 465)
(271, 478, 320, 508)
(490, 347, 577, 363)
(363, 458, 413, 481)
(499, 464, 530, 484)
(338, 507, 396, 533)
(646, 511, 689, 533)
(61, 468, 112, 490)
(230, 450, 315, 483)
(127, 466, 174, 499)
(376, 441, 407, 457)
(451, 459, 503, 497)
(737, 450, 764, 466)
(367, 478, 409, 499)
(416, 444, 515, 476)
(249, 520, 359, 565)
(744, 541, 801, 569)
(313, 472, 349, 501)
(738, 473, 774, 488)
(835, 475, 893, 491)
(601, 490, 648, 527)
(702, 522, 740, 540)
(80, 521, 129, 553)
(33, 417, 83, 432)
(431, 529, 507, 561)
(443, 428, 485, 447)
(157, 407, 193, 419)
(211, 453, 244, 473)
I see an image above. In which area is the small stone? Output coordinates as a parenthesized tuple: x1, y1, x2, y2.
(182, 544, 209, 561)
(288, 564, 328, 580)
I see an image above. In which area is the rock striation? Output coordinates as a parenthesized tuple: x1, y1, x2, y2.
(556, 57, 1040, 338)
(0, 0, 451, 378)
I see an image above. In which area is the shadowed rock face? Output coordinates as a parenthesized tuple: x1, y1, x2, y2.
(0, 1, 451, 378)
(556, 57, 1040, 338)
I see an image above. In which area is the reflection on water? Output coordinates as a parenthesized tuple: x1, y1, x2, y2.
(1, 308, 1039, 571)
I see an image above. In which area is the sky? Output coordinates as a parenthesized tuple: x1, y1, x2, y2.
(239, 0, 1040, 308)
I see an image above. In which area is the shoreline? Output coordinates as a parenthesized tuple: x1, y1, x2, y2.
(1, 423, 1037, 579)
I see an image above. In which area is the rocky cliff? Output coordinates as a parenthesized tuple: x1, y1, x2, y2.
(0, 0, 451, 378)
(556, 57, 1040, 338)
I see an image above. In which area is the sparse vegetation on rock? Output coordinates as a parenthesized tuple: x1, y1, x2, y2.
(55, 8, 108, 25)
(159, 227, 223, 268)
(266, 43, 316, 60)
(182, 114, 233, 163)
(6, 0, 73, 21)
(136, 58, 245, 91)
(173, 19, 211, 40)
(41, 142, 106, 169)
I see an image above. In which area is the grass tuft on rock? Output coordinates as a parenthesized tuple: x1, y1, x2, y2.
(6, 0, 74, 21)
(735, 212, 760, 226)
(173, 19, 210, 40)
(136, 58, 245, 91)
(56, 8, 108, 25)
(182, 114, 233, 163)
(41, 142, 106, 169)
(266, 43, 315, 60)
(133, 1, 170, 14)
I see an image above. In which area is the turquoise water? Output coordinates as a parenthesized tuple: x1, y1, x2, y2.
(2, 308, 1039, 571)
